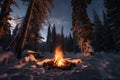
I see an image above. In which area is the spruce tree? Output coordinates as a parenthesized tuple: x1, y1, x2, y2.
(103, 11, 113, 52)
(46, 24, 52, 52)
(105, 0, 120, 51)
(61, 26, 64, 52)
(68, 33, 73, 52)
(51, 24, 56, 52)
(92, 9, 104, 52)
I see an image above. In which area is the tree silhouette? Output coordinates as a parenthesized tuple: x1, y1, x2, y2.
(71, 0, 93, 55)
(103, 11, 113, 52)
(46, 24, 52, 52)
(61, 26, 65, 52)
(92, 9, 104, 52)
(16, 0, 53, 58)
(0, 0, 17, 50)
(51, 24, 56, 52)
(105, 0, 120, 51)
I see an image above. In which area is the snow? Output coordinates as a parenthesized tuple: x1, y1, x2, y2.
(0, 51, 16, 64)
(0, 51, 120, 80)
(9, 63, 27, 69)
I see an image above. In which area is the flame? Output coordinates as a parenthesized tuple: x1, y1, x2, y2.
(54, 45, 66, 67)
(36, 45, 83, 68)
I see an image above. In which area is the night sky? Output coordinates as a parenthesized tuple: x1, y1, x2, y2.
(10, 0, 104, 41)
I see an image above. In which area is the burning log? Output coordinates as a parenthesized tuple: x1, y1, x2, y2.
(37, 58, 81, 70)
(43, 60, 76, 70)
(37, 45, 82, 70)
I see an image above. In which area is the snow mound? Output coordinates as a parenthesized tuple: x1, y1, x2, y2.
(0, 51, 16, 64)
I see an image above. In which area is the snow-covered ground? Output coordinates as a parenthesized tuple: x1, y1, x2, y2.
(0, 51, 120, 80)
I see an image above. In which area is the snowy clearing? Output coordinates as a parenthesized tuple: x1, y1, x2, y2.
(0, 51, 120, 80)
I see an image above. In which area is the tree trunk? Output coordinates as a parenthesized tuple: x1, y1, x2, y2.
(0, 0, 13, 50)
(71, 0, 93, 56)
(16, 0, 35, 59)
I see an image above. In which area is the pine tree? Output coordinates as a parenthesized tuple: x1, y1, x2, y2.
(61, 26, 64, 39)
(16, 0, 53, 58)
(64, 36, 69, 51)
(46, 24, 52, 52)
(68, 33, 73, 52)
(16, 0, 35, 59)
(103, 11, 113, 52)
(0, 0, 16, 50)
(63, 34, 73, 52)
(92, 9, 104, 52)
(105, 0, 120, 51)
(61, 26, 65, 52)
(51, 24, 56, 52)
(71, 0, 93, 55)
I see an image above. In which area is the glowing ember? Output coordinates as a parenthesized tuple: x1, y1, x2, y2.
(36, 45, 82, 69)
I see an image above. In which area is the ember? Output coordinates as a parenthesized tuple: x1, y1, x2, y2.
(37, 45, 82, 70)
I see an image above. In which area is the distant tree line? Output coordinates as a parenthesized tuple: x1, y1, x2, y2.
(46, 24, 73, 52)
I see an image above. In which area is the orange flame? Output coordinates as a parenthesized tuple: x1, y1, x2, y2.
(36, 45, 83, 68)
(54, 45, 66, 67)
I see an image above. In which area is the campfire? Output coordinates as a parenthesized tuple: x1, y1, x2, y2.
(37, 45, 82, 70)
(54, 45, 68, 67)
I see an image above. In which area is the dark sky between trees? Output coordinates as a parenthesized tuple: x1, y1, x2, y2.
(10, 0, 104, 41)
